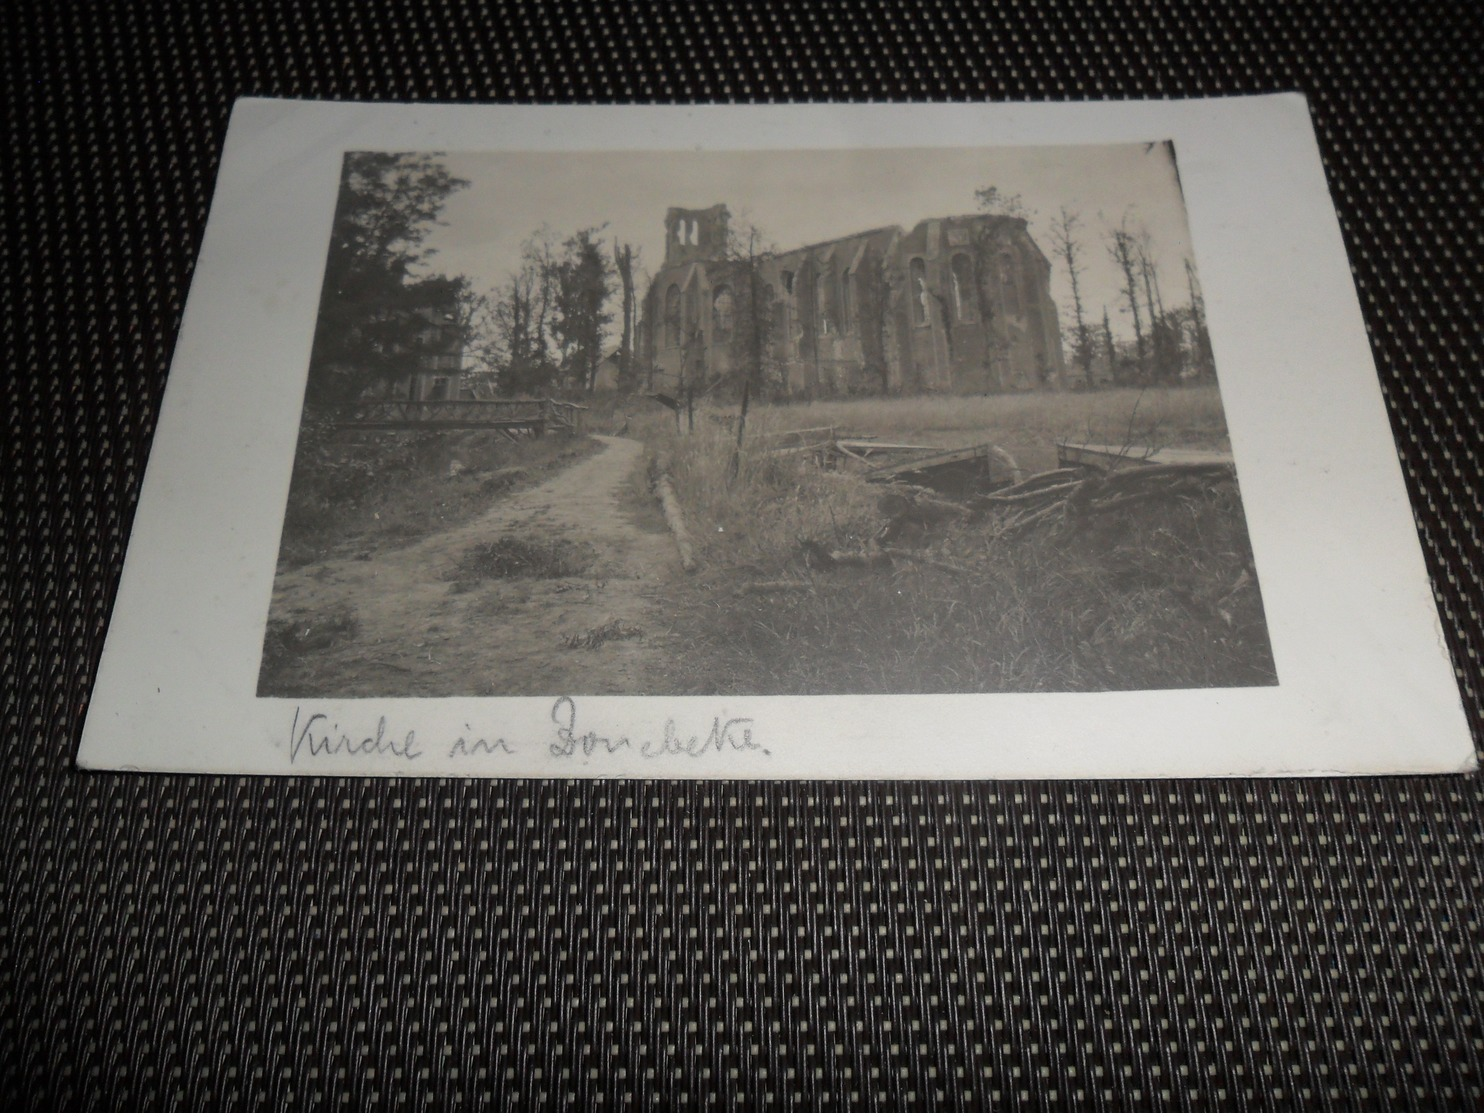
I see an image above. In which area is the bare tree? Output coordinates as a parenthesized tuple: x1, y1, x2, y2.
(1050, 206, 1092, 385)
(729, 223, 767, 477)
(1106, 218, 1146, 383)
(612, 240, 639, 392)
(490, 233, 559, 395)
(1137, 231, 1183, 384)
(451, 283, 501, 395)
(1137, 244, 1163, 382)
(974, 185, 1031, 221)
(1101, 305, 1116, 385)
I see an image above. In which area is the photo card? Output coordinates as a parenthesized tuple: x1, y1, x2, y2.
(76, 96, 1477, 778)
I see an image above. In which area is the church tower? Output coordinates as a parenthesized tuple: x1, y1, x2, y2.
(663, 204, 730, 267)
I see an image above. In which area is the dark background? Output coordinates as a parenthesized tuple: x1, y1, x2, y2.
(5, 0, 1482, 1107)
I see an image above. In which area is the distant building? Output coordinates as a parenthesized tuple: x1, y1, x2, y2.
(639, 204, 1063, 399)
(389, 305, 464, 402)
(593, 349, 623, 393)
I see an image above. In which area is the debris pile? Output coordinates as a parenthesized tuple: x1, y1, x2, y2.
(974, 461, 1237, 537)
(800, 460, 1242, 574)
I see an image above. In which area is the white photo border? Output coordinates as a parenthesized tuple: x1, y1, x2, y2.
(76, 95, 1478, 778)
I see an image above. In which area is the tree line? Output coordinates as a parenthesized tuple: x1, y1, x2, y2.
(303, 153, 1218, 420)
(464, 226, 641, 398)
(1048, 203, 1215, 388)
(304, 151, 640, 415)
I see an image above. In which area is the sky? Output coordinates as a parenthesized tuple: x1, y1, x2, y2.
(414, 142, 1202, 342)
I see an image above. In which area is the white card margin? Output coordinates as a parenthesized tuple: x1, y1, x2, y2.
(76, 95, 1478, 778)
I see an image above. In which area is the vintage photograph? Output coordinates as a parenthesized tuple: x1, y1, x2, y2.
(258, 142, 1277, 699)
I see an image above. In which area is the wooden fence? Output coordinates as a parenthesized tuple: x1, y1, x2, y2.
(337, 398, 586, 436)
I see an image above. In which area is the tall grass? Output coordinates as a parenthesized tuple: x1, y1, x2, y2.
(663, 477, 1274, 694)
(629, 383, 1230, 478)
(276, 430, 601, 568)
(641, 385, 1230, 568)
(660, 421, 883, 571)
(636, 386, 1273, 695)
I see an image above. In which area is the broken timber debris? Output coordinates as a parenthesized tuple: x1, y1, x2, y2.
(876, 487, 972, 543)
(988, 459, 1238, 536)
(863, 443, 1002, 496)
(1056, 440, 1235, 471)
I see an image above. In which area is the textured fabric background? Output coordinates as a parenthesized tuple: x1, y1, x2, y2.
(4, 0, 1482, 1107)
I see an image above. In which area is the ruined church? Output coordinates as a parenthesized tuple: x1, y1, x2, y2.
(639, 204, 1063, 399)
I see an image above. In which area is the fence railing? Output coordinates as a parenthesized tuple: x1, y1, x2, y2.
(338, 398, 586, 433)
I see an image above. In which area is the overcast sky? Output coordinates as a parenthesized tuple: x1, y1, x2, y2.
(415, 142, 1201, 341)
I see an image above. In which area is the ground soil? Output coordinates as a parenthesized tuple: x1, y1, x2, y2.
(261, 436, 683, 697)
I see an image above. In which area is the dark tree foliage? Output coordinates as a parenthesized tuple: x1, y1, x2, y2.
(973, 185, 1030, 221)
(551, 227, 614, 393)
(491, 233, 560, 396)
(304, 152, 469, 411)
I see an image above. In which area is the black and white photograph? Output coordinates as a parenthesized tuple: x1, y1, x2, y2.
(72, 97, 1474, 779)
(259, 141, 1276, 699)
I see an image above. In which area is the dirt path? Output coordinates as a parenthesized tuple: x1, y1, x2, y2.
(264, 436, 683, 697)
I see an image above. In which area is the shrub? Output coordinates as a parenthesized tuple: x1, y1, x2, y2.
(449, 536, 597, 585)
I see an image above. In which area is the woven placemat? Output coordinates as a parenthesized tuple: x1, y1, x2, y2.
(5, 0, 1482, 1106)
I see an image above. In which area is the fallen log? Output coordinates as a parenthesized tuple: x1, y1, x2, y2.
(653, 453, 697, 572)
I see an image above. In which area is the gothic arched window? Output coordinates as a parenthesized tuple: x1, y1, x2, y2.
(712, 286, 735, 341)
(684, 284, 699, 340)
(839, 271, 854, 334)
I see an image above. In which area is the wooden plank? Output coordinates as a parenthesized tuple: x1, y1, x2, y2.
(839, 439, 939, 454)
(335, 396, 585, 433)
(863, 443, 1001, 496)
(834, 443, 875, 465)
(865, 443, 991, 479)
(1056, 441, 1234, 470)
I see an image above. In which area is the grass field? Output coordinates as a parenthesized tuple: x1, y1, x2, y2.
(700, 383, 1229, 471)
(634, 384, 1275, 695)
(275, 427, 601, 569)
